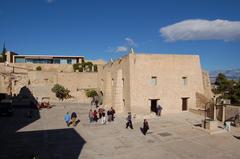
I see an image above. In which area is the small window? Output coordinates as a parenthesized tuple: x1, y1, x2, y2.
(112, 78, 114, 86)
(122, 78, 124, 87)
(182, 77, 188, 86)
(151, 76, 157, 86)
(67, 59, 72, 64)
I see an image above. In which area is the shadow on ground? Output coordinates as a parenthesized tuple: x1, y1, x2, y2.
(0, 86, 86, 159)
(233, 135, 240, 140)
(0, 128, 86, 159)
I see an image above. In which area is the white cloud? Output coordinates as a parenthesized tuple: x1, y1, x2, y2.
(46, 0, 56, 3)
(125, 37, 137, 47)
(113, 37, 137, 53)
(116, 46, 128, 52)
(160, 19, 240, 42)
(106, 37, 137, 53)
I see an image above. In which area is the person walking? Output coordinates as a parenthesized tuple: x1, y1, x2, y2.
(111, 107, 116, 121)
(101, 110, 106, 124)
(93, 110, 98, 122)
(64, 112, 71, 127)
(157, 104, 162, 116)
(70, 112, 77, 126)
(89, 109, 94, 123)
(98, 107, 103, 119)
(107, 109, 112, 122)
(126, 112, 133, 129)
(94, 95, 99, 108)
(142, 119, 149, 135)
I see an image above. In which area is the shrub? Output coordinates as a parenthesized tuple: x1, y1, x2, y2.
(51, 84, 71, 101)
(73, 62, 96, 72)
(85, 62, 93, 72)
(36, 66, 42, 71)
(79, 67, 83, 72)
(73, 63, 80, 72)
(85, 89, 98, 98)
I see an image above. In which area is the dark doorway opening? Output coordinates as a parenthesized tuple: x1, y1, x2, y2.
(150, 99, 158, 113)
(182, 98, 189, 111)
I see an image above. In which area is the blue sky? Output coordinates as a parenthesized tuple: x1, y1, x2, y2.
(0, 0, 240, 71)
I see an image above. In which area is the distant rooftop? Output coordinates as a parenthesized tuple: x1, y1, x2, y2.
(14, 54, 84, 58)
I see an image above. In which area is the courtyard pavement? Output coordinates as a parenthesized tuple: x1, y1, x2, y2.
(1, 102, 240, 159)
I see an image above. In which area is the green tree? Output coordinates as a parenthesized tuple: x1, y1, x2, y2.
(214, 73, 229, 93)
(84, 62, 93, 72)
(85, 89, 98, 98)
(73, 61, 94, 72)
(73, 63, 80, 72)
(51, 84, 71, 101)
(214, 73, 240, 104)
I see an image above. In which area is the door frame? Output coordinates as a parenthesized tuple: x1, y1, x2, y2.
(149, 99, 160, 113)
(181, 97, 189, 111)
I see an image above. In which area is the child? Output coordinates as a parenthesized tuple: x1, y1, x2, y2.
(64, 112, 71, 127)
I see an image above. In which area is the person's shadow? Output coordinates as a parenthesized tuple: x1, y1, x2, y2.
(140, 127, 145, 135)
(140, 127, 152, 135)
(0, 86, 86, 159)
(233, 135, 240, 140)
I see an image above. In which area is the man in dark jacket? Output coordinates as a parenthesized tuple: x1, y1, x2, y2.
(142, 119, 149, 135)
(126, 112, 133, 129)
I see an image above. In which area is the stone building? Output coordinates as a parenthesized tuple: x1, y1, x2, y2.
(0, 50, 212, 115)
(99, 52, 212, 114)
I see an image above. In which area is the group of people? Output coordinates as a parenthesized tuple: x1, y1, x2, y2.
(88, 107, 115, 124)
(64, 112, 80, 127)
(64, 106, 151, 135)
(126, 112, 150, 135)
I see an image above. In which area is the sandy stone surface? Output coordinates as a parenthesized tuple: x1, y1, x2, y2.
(1, 103, 240, 159)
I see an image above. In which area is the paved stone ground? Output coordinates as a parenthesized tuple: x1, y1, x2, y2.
(1, 103, 240, 159)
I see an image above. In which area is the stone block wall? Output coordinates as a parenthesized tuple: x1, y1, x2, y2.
(129, 54, 206, 114)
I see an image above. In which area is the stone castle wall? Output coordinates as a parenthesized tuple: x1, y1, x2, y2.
(0, 63, 99, 103)
(98, 55, 131, 112)
(0, 53, 212, 115)
(129, 54, 206, 114)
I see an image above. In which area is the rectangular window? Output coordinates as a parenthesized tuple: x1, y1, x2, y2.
(53, 58, 60, 64)
(15, 57, 25, 63)
(67, 59, 72, 64)
(71, 59, 77, 64)
(60, 59, 67, 64)
(182, 77, 188, 86)
(25, 59, 52, 64)
(151, 76, 157, 86)
(122, 78, 124, 87)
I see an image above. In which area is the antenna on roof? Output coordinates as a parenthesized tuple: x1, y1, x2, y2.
(2, 41, 7, 53)
(130, 48, 134, 54)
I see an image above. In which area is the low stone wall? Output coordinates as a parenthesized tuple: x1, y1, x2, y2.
(226, 105, 240, 120)
(13, 63, 74, 72)
(216, 105, 240, 121)
(189, 108, 205, 116)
